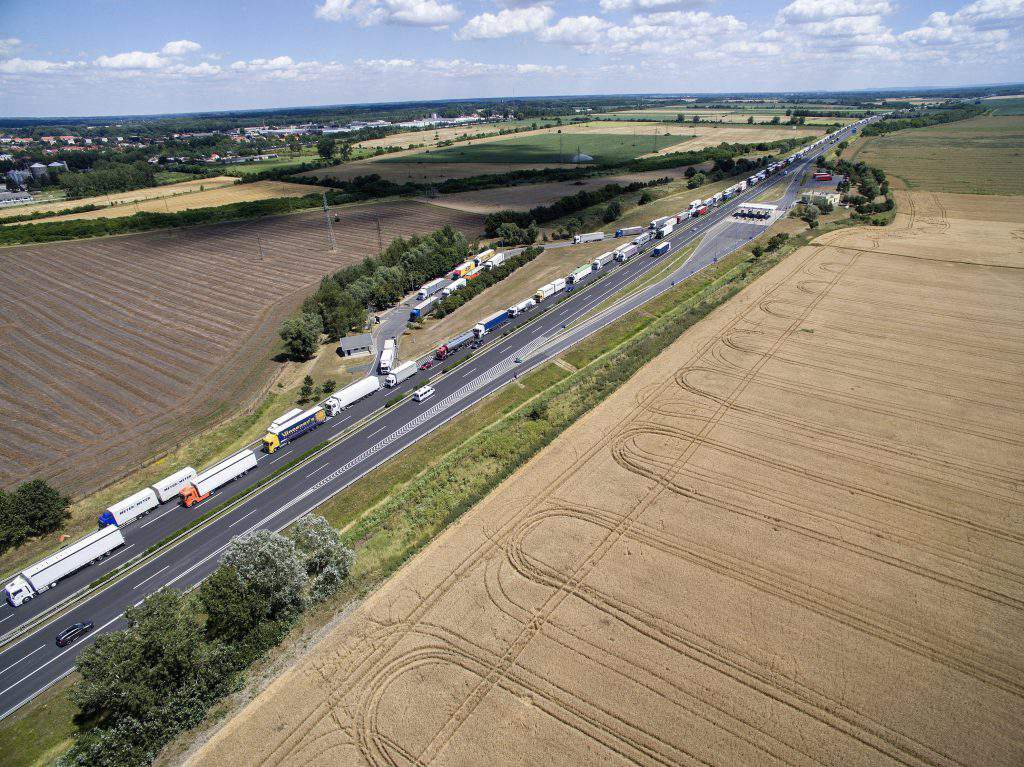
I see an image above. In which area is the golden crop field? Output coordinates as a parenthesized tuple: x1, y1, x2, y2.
(193, 188, 1024, 767)
(857, 114, 1024, 195)
(11, 180, 326, 224)
(0, 176, 239, 220)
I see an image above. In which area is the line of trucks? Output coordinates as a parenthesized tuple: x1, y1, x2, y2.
(5, 122, 879, 608)
(409, 249, 509, 320)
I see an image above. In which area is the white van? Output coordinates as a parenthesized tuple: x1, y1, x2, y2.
(412, 385, 435, 403)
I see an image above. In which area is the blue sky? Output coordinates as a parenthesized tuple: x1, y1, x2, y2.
(1, 0, 1022, 117)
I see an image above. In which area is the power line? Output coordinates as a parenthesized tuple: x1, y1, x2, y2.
(321, 191, 336, 251)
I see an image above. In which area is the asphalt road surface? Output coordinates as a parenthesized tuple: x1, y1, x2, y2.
(0, 124, 862, 719)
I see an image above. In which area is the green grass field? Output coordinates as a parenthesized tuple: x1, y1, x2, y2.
(857, 114, 1024, 195)
(380, 132, 670, 164)
(984, 98, 1024, 115)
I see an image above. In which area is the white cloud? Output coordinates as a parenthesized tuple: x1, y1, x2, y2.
(315, 0, 460, 27)
(0, 38, 20, 56)
(778, 0, 893, 23)
(631, 8, 744, 32)
(94, 51, 167, 69)
(164, 61, 222, 77)
(0, 57, 81, 75)
(161, 39, 202, 56)
(599, 0, 710, 11)
(456, 5, 555, 39)
(899, 0, 1022, 57)
(537, 15, 612, 44)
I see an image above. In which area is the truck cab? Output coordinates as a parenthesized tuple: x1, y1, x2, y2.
(5, 575, 34, 607)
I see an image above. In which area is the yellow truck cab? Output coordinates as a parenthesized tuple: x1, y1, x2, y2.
(262, 406, 326, 453)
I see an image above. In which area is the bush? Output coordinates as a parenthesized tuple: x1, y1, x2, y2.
(279, 313, 323, 362)
(602, 200, 622, 223)
(0, 479, 71, 555)
(638, 191, 653, 205)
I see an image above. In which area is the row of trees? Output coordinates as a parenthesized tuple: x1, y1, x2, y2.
(60, 160, 157, 199)
(431, 246, 543, 318)
(860, 106, 986, 136)
(0, 479, 71, 555)
(482, 179, 670, 237)
(61, 518, 353, 767)
(280, 226, 471, 360)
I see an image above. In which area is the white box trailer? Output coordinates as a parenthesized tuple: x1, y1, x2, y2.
(325, 375, 381, 416)
(98, 487, 159, 527)
(385, 361, 417, 387)
(592, 251, 616, 270)
(484, 252, 506, 270)
(567, 264, 593, 285)
(270, 408, 303, 430)
(151, 467, 198, 503)
(417, 278, 446, 300)
(649, 215, 673, 230)
(441, 278, 466, 297)
(534, 278, 566, 302)
(572, 231, 605, 244)
(632, 231, 655, 247)
(180, 449, 258, 507)
(5, 525, 126, 606)
(656, 222, 674, 239)
(507, 298, 536, 317)
(379, 344, 396, 374)
(615, 243, 639, 262)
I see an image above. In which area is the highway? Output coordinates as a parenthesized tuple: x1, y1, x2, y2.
(0, 124, 860, 719)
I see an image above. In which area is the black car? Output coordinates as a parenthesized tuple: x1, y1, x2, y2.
(56, 620, 94, 647)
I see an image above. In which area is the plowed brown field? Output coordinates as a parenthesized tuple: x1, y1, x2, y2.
(0, 200, 483, 493)
(192, 190, 1024, 767)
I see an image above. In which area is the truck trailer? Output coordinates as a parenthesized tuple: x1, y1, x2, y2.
(441, 277, 466, 297)
(632, 231, 655, 247)
(473, 310, 510, 338)
(567, 264, 593, 285)
(615, 226, 644, 238)
(417, 278, 446, 301)
(615, 243, 639, 263)
(572, 231, 605, 244)
(484, 252, 506, 270)
(180, 449, 258, 507)
(651, 241, 671, 257)
(324, 375, 381, 415)
(435, 330, 474, 360)
(150, 467, 198, 503)
(385, 361, 417, 388)
(378, 339, 396, 374)
(450, 260, 476, 278)
(5, 525, 126, 606)
(507, 298, 536, 317)
(410, 295, 439, 320)
(592, 251, 616, 270)
(472, 249, 494, 266)
(656, 222, 674, 239)
(262, 406, 326, 453)
(534, 278, 566, 302)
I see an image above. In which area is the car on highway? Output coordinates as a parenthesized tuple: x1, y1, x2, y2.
(413, 385, 435, 403)
(514, 356, 524, 364)
(419, 361, 433, 370)
(55, 620, 94, 647)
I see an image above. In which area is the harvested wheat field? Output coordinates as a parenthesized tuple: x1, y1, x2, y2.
(0, 176, 239, 220)
(0, 200, 483, 493)
(193, 190, 1024, 767)
(9, 180, 326, 224)
(299, 160, 578, 185)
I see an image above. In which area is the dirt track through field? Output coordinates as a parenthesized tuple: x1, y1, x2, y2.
(192, 191, 1024, 767)
(0, 200, 483, 493)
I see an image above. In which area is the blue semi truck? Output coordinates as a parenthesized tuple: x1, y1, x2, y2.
(473, 310, 510, 338)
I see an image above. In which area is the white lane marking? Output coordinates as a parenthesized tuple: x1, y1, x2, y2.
(0, 645, 45, 676)
(462, 366, 476, 377)
(132, 565, 169, 591)
(0, 614, 13, 624)
(305, 463, 328, 478)
(228, 506, 261, 529)
(366, 423, 390, 439)
(266, 451, 291, 465)
(139, 505, 180, 528)
(0, 612, 122, 699)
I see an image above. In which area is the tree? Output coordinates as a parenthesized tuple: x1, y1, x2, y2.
(675, 113, 685, 122)
(770, 115, 781, 124)
(320, 378, 337, 398)
(14, 479, 70, 536)
(299, 375, 315, 402)
(200, 531, 306, 645)
(691, 115, 700, 123)
(686, 172, 706, 189)
(602, 200, 622, 223)
(317, 136, 336, 159)
(279, 312, 323, 361)
(638, 191, 653, 205)
(338, 142, 353, 161)
(292, 515, 355, 602)
(747, 116, 754, 124)
(71, 589, 210, 723)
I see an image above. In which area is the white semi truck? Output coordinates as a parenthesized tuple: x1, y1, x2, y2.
(592, 251, 616, 270)
(417, 278, 446, 300)
(534, 278, 566, 302)
(324, 375, 381, 415)
(378, 339, 396, 374)
(97, 466, 199, 527)
(179, 449, 258, 507)
(507, 298, 536, 317)
(385, 361, 417, 387)
(5, 525, 126, 606)
(572, 231, 605, 244)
